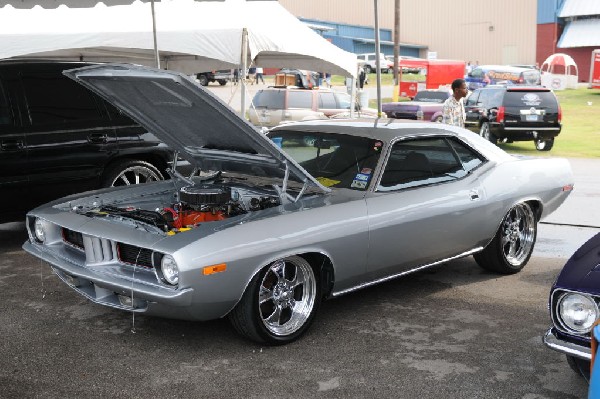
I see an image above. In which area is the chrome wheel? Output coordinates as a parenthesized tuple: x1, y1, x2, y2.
(500, 203, 536, 266)
(258, 257, 317, 336)
(111, 165, 162, 187)
(474, 202, 537, 274)
(480, 122, 490, 139)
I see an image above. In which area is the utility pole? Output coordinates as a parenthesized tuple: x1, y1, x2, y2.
(392, 0, 400, 102)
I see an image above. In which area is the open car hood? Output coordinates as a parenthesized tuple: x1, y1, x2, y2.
(64, 63, 328, 195)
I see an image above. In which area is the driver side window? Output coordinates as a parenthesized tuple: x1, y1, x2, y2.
(378, 137, 483, 191)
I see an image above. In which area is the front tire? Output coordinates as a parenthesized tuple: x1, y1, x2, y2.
(535, 138, 554, 151)
(474, 202, 537, 274)
(101, 160, 164, 187)
(229, 256, 321, 345)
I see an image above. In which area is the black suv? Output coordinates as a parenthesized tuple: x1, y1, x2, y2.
(464, 85, 561, 151)
(0, 61, 176, 223)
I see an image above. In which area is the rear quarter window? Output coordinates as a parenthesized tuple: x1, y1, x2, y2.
(253, 90, 285, 109)
(413, 91, 449, 103)
(318, 92, 337, 109)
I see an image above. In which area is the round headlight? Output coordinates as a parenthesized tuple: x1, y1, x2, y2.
(34, 218, 46, 243)
(161, 255, 179, 285)
(558, 293, 599, 333)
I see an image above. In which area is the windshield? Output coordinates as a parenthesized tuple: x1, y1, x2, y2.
(413, 91, 449, 103)
(268, 130, 383, 190)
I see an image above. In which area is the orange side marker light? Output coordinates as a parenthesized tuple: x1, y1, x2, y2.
(203, 263, 227, 275)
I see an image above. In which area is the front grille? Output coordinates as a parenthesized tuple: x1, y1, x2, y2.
(117, 243, 154, 268)
(62, 228, 84, 249)
(83, 236, 116, 265)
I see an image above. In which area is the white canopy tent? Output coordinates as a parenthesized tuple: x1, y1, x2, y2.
(0, 0, 357, 77)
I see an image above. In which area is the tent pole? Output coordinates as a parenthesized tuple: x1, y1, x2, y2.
(151, 0, 160, 69)
(374, 0, 382, 117)
(240, 27, 248, 118)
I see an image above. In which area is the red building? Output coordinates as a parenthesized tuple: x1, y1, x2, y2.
(537, 0, 600, 83)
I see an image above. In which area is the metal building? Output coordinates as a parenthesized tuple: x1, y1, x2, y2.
(278, 0, 538, 65)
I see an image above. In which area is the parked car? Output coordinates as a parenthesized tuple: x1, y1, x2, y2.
(543, 232, 600, 381)
(464, 85, 562, 151)
(382, 89, 451, 122)
(195, 70, 232, 86)
(465, 65, 541, 90)
(248, 86, 365, 127)
(357, 53, 392, 74)
(0, 60, 180, 223)
(23, 63, 573, 346)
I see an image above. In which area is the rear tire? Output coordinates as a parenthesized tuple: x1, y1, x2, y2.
(229, 256, 321, 345)
(479, 122, 497, 145)
(218, 79, 227, 86)
(474, 202, 537, 274)
(197, 74, 209, 86)
(535, 138, 554, 151)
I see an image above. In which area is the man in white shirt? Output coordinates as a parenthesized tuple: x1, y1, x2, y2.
(442, 79, 468, 128)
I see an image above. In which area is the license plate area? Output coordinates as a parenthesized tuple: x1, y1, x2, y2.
(525, 114, 539, 122)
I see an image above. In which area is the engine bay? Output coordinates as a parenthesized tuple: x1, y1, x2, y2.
(79, 182, 281, 235)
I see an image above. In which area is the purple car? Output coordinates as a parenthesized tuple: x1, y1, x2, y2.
(382, 90, 450, 122)
(544, 232, 600, 380)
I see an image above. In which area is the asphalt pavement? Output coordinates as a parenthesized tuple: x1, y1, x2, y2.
(0, 92, 598, 397)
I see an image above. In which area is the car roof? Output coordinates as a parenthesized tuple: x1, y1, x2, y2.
(270, 118, 463, 142)
(261, 86, 336, 92)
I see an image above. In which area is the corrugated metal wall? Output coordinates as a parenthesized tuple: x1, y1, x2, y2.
(279, 0, 538, 65)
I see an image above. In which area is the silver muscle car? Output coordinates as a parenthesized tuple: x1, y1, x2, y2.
(23, 64, 574, 345)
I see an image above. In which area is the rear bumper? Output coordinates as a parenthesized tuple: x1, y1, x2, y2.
(543, 328, 591, 361)
(491, 123, 562, 141)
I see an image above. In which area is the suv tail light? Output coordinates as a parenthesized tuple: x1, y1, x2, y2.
(518, 76, 524, 84)
(558, 104, 562, 123)
(496, 106, 505, 123)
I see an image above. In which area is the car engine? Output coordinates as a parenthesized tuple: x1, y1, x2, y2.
(81, 183, 281, 235)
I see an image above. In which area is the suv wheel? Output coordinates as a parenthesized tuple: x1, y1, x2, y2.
(364, 65, 373, 74)
(102, 160, 164, 187)
(535, 138, 554, 151)
(197, 75, 209, 86)
(479, 122, 497, 145)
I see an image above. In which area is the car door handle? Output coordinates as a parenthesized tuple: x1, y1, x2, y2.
(1, 140, 24, 151)
(470, 190, 480, 201)
(88, 133, 108, 144)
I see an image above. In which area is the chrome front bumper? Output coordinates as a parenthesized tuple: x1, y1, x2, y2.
(23, 241, 193, 311)
(543, 328, 591, 361)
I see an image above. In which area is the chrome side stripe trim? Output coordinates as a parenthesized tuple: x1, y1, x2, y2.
(332, 247, 483, 297)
